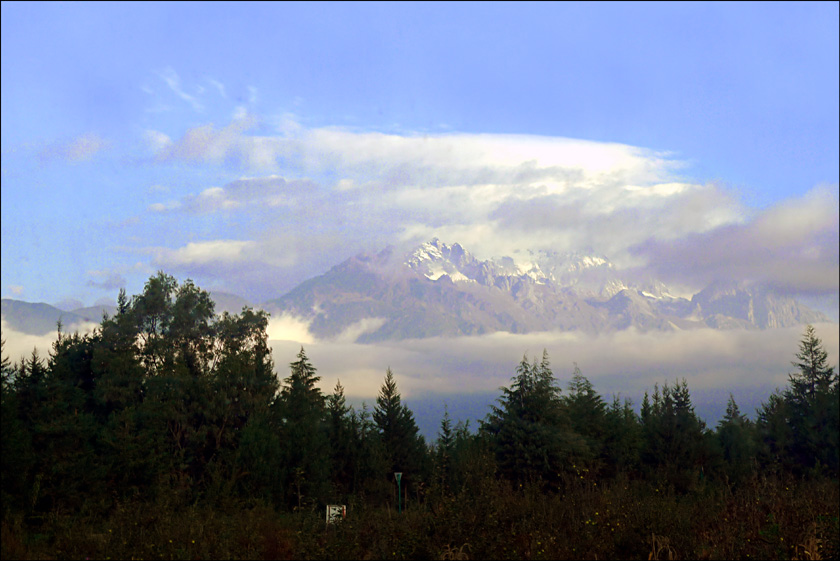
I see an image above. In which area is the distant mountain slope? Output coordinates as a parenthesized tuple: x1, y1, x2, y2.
(691, 281, 828, 329)
(1, 299, 90, 336)
(264, 239, 830, 342)
(69, 305, 118, 324)
(209, 292, 253, 315)
(4, 241, 830, 342)
(3, 293, 253, 337)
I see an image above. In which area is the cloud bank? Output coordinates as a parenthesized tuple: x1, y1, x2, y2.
(1, 318, 99, 366)
(267, 320, 840, 405)
(140, 117, 838, 305)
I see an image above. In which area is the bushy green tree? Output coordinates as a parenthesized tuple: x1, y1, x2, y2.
(715, 394, 756, 484)
(755, 389, 792, 473)
(326, 379, 356, 500)
(373, 368, 428, 502)
(784, 325, 838, 476)
(1, 339, 34, 515)
(4, 273, 284, 512)
(276, 347, 329, 509)
(640, 380, 709, 491)
(563, 364, 608, 472)
(602, 394, 641, 478)
(482, 351, 589, 487)
(348, 401, 390, 500)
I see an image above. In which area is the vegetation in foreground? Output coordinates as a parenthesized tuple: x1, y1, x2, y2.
(2, 273, 838, 560)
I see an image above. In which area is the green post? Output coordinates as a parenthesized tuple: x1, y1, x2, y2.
(394, 472, 402, 513)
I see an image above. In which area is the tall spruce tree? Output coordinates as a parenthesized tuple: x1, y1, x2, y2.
(603, 394, 641, 478)
(784, 325, 839, 475)
(715, 394, 756, 484)
(327, 379, 355, 499)
(373, 368, 426, 497)
(640, 380, 709, 491)
(277, 347, 330, 509)
(563, 364, 608, 471)
(756, 390, 792, 473)
(434, 404, 455, 493)
(482, 351, 589, 486)
(1, 339, 34, 514)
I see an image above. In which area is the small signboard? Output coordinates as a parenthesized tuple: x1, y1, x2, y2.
(394, 472, 402, 483)
(326, 504, 346, 524)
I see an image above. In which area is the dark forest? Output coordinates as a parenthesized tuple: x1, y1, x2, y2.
(2, 273, 838, 560)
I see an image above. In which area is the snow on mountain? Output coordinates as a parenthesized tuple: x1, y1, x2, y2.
(405, 239, 478, 283)
(6, 240, 829, 347)
(260, 238, 830, 342)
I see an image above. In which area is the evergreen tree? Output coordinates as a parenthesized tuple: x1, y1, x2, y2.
(784, 325, 839, 475)
(327, 379, 356, 499)
(640, 380, 709, 491)
(1, 339, 34, 514)
(602, 394, 641, 478)
(277, 347, 330, 509)
(563, 364, 608, 471)
(715, 394, 756, 484)
(434, 404, 455, 493)
(482, 351, 589, 486)
(351, 402, 390, 500)
(373, 368, 427, 501)
(755, 389, 792, 473)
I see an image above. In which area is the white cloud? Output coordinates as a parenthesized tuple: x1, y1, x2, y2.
(332, 317, 388, 344)
(148, 201, 181, 213)
(158, 67, 203, 112)
(207, 78, 226, 98)
(148, 175, 304, 215)
(8, 285, 24, 297)
(40, 133, 108, 162)
(266, 313, 315, 344)
(143, 238, 302, 298)
(1, 318, 99, 365)
(150, 118, 286, 170)
(154, 240, 259, 267)
(139, 117, 838, 303)
(267, 322, 839, 401)
(632, 185, 839, 294)
(143, 129, 173, 153)
(232, 105, 248, 121)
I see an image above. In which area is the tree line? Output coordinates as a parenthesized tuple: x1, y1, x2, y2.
(1, 272, 838, 522)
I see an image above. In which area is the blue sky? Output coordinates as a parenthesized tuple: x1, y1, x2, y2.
(2, 1, 838, 308)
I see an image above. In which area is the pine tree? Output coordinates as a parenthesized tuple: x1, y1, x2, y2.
(434, 404, 455, 493)
(715, 394, 756, 483)
(327, 379, 355, 499)
(756, 390, 792, 473)
(373, 368, 427, 500)
(482, 351, 589, 486)
(603, 394, 641, 477)
(563, 364, 608, 470)
(1, 339, 34, 513)
(784, 325, 839, 475)
(640, 379, 708, 491)
(351, 402, 389, 499)
(277, 347, 330, 509)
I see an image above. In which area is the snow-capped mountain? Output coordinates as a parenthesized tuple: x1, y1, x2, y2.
(404, 239, 626, 296)
(690, 281, 827, 329)
(5, 240, 828, 345)
(261, 239, 830, 342)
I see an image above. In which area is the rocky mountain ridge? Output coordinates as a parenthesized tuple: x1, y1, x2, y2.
(3, 240, 830, 343)
(262, 239, 830, 342)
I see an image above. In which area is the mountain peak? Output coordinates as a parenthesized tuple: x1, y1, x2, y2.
(258, 239, 830, 342)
